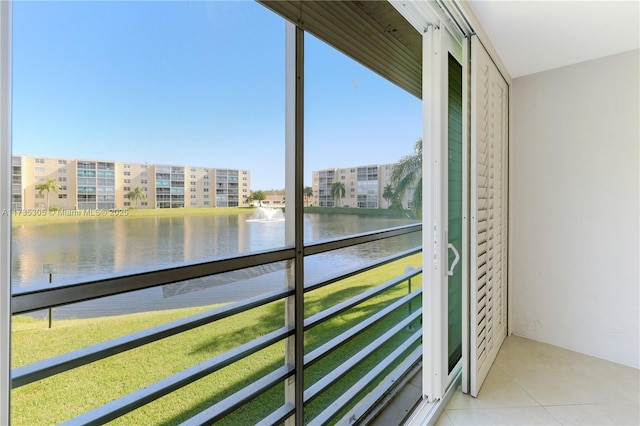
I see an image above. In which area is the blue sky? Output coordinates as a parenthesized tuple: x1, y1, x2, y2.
(12, 1, 421, 189)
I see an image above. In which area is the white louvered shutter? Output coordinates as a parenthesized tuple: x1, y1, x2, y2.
(469, 35, 509, 397)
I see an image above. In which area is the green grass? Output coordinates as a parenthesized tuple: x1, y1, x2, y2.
(10, 207, 257, 226)
(11, 255, 422, 425)
(303, 206, 416, 219)
(9, 205, 416, 227)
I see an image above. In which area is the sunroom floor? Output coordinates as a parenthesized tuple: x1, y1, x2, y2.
(373, 335, 640, 425)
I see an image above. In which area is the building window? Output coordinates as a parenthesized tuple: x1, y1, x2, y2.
(190, 182, 196, 186)
(124, 171, 131, 176)
(58, 160, 67, 165)
(123, 186, 131, 191)
(124, 201, 130, 207)
(35, 176, 44, 182)
(141, 172, 147, 177)
(190, 194, 196, 199)
(58, 194, 67, 199)
(190, 174, 196, 179)
(204, 182, 209, 186)
(123, 164, 130, 168)
(203, 188, 209, 192)
(35, 194, 44, 199)
(190, 188, 196, 193)
(35, 158, 44, 164)
(58, 168, 66, 174)
(141, 201, 148, 206)
(141, 180, 147, 184)
(59, 177, 67, 182)
(124, 179, 131, 184)
(203, 175, 209, 180)
(204, 201, 209, 206)
(34, 167, 45, 173)
(203, 195, 209, 199)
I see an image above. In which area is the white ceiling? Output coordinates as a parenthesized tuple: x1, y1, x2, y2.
(467, 0, 640, 78)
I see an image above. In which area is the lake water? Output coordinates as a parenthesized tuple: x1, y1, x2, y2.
(12, 211, 420, 318)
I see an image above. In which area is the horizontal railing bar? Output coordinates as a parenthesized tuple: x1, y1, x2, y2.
(179, 364, 295, 426)
(304, 248, 422, 294)
(304, 309, 421, 404)
(304, 267, 422, 331)
(257, 403, 295, 426)
(308, 329, 422, 426)
(12, 247, 295, 314)
(12, 287, 293, 388)
(305, 289, 422, 367)
(61, 326, 294, 426)
(13, 251, 421, 388)
(304, 223, 421, 257)
(12, 224, 421, 315)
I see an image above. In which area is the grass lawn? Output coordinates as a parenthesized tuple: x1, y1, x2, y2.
(11, 255, 422, 425)
(10, 207, 257, 226)
(10, 205, 418, 227)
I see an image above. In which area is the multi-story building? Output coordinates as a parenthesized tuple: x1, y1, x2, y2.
(311, 163, 414, 209)
(11, 155, 251, 210)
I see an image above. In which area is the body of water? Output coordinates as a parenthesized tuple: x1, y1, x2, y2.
(12, 211, 419, 318)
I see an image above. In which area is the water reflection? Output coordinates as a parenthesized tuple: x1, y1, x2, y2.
(12, 213, 419, 318)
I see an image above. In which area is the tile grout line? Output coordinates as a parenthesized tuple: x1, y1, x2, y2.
(493, 362, 546, 408)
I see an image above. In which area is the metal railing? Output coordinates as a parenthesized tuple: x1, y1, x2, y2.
(11, 223, 422, 424)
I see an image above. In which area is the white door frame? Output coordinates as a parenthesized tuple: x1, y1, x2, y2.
(424, 20, 467, 403)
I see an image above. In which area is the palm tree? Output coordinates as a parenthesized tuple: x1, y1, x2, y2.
(303, 186, 313, 206)
(330, 181, 345, 207)
(391, 138, 422, 216)
(382, 184, 395, 208)
(126, 186, 147, 209)
(35, 177, 60, 210)
(251, 190, 266, 207)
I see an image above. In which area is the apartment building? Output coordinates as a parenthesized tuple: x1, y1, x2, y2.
(312, 163, 414, 209)
(11, 155, 251, 210)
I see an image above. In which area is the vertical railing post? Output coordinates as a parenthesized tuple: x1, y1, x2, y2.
(284, 20, 305, 426)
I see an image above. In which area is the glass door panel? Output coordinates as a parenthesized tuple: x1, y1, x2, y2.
(447, 53, 464, 373)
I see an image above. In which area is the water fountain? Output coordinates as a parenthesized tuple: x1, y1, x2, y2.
(245, 207, 285, 222)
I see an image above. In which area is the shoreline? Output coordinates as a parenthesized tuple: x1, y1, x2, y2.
(9, 205, 416, 226)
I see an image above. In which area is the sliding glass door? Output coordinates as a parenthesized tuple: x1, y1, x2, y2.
(422, 20, 467, 401)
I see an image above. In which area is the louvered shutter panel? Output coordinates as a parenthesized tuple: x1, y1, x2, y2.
(469, 35, 509, 397)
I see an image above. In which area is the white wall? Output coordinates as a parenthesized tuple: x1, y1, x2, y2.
(511, 49, 639, 368)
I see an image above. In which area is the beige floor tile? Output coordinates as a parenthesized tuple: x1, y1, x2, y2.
(447, 365, 539, 409)
(496, 336, 640, 406)
(396, 336, 639, 426)
(445, 406, 561, 425)
(544, 402, 640, 425)
(434, 411, 453, 425)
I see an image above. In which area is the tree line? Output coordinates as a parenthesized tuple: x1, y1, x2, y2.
(329, 139, 422, 216)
